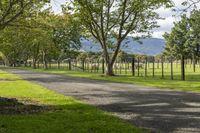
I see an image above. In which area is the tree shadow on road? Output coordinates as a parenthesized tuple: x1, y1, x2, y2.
(91, 90, 200, 133)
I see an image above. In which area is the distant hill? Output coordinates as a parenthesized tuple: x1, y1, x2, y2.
(80, 37, 165, 56)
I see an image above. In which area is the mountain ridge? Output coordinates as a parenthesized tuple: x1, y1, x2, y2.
(80, 37, 165, 56)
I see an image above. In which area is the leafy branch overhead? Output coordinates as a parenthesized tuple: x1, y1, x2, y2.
(0, 0, 49, 30)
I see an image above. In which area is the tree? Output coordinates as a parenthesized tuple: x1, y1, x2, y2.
(164, 15, 190, 80)
(51, 13, 82, 65)
(69, 0, 172, 76)
(0, 0, 48, 30)
(0, 7, 82, 69)
(186, 10, 200, 72)
(163, 36, 175, 80)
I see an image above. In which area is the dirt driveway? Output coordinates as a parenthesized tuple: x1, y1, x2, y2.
(4, 68, 200, 133)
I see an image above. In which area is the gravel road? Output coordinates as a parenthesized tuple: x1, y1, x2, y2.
(4, 68, 200, 133)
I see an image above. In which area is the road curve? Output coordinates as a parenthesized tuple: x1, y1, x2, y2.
(4, 68, 200, 133)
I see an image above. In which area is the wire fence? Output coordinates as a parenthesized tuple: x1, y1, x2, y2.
(24, 57, 200, 81)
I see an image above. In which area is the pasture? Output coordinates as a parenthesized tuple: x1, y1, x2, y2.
(21, 60, 200, 92)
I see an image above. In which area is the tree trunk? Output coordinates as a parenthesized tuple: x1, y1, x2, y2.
(193, 55, 196, 73)
(82, 59, 85, 72)
(153, 57, 155, 78)
(13, 62, 16, 67)
(145, 57, 147, 77)
(137, 57, 140, 77)
(33, 59, 36, 69)
(125, 60, 127, 75)
(161, 56, 164, 79)
(24, 60, 28, 67)
(106, 63, 114, 76)
(102, 58, 105, 74)
(43, 51, 48, 70)
(132, 57, 135, 76)
(68, 60, 71, 71)
(57, 61, 60, 69)
(181, 55, 185, 81)
(37, 61, 39, 68)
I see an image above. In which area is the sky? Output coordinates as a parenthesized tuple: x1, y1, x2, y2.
(50, 0, 187, 39)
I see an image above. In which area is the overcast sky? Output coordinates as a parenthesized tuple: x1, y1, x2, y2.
(50, 0, 186, 39)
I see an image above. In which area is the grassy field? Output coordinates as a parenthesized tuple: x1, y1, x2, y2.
(36, 62, 200, 80)
(0, 70, 143, 133)
(21, 62, 200, 92)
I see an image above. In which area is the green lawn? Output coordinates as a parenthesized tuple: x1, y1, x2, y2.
(21, 65, 200, 93)
(0, 70, 143, 133)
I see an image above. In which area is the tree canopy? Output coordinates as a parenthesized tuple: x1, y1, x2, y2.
(68, 0, 172, 75)
(0, 7, 81, 69)
(0, 0, 49, 30)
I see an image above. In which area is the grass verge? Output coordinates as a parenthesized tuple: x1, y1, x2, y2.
(0, 70, 143, 133)
(21, 67, 200, 93)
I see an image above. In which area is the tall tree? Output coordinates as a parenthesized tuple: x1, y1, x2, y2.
(164, 15, 190, 80)
(69, 0, 172, 76)
(186, 10, 200, 72)
(51, 13, 81, 65)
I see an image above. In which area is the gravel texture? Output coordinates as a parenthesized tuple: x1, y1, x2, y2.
(4, 68, 200, 133)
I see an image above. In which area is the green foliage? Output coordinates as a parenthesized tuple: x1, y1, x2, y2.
(164, 15, 190, 59)
(0, 8, 82, 67)
(0, 0, 49, 30)
(68, 0, 172, 75)
(51, 13, 82, 61)
(186, 10, 200, 58)
(164, 10, 200, 60)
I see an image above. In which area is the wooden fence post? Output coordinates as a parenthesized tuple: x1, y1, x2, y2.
(125, 60, 127, 75)
(137, 57, 140, 77)
(102, 59, 105, 74)
(82, 59, 85, 72)
(132, 57, 135, 76)
(153, 57, 155, 78)
(170, 57, 173, 80)
(145, 57, 148, 77)
(69, 60, 71, 71)
(161, 56, 164, 79)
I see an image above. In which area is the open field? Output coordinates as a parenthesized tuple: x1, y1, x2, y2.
(34, 61, 200, 80)
(20, 62, 200, 93)
(0, 70, 143, 133)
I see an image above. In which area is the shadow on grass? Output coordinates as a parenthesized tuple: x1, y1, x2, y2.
(0, 97, 59, 115)
(0, 97, 142, 133)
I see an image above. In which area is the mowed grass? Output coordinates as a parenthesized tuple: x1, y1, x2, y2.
(21, 62, 200, 92)
(0, 70, 143, 133)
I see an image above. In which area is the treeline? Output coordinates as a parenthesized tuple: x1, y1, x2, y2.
(163, 10, 200, 80)
(0, 8, 82, 69)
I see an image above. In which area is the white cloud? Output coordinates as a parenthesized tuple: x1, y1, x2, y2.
(152, 0, 187, 38)
(153, 0, 200, 38)
(51, 0, 190, 39)
(51, 0, 66, 13)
